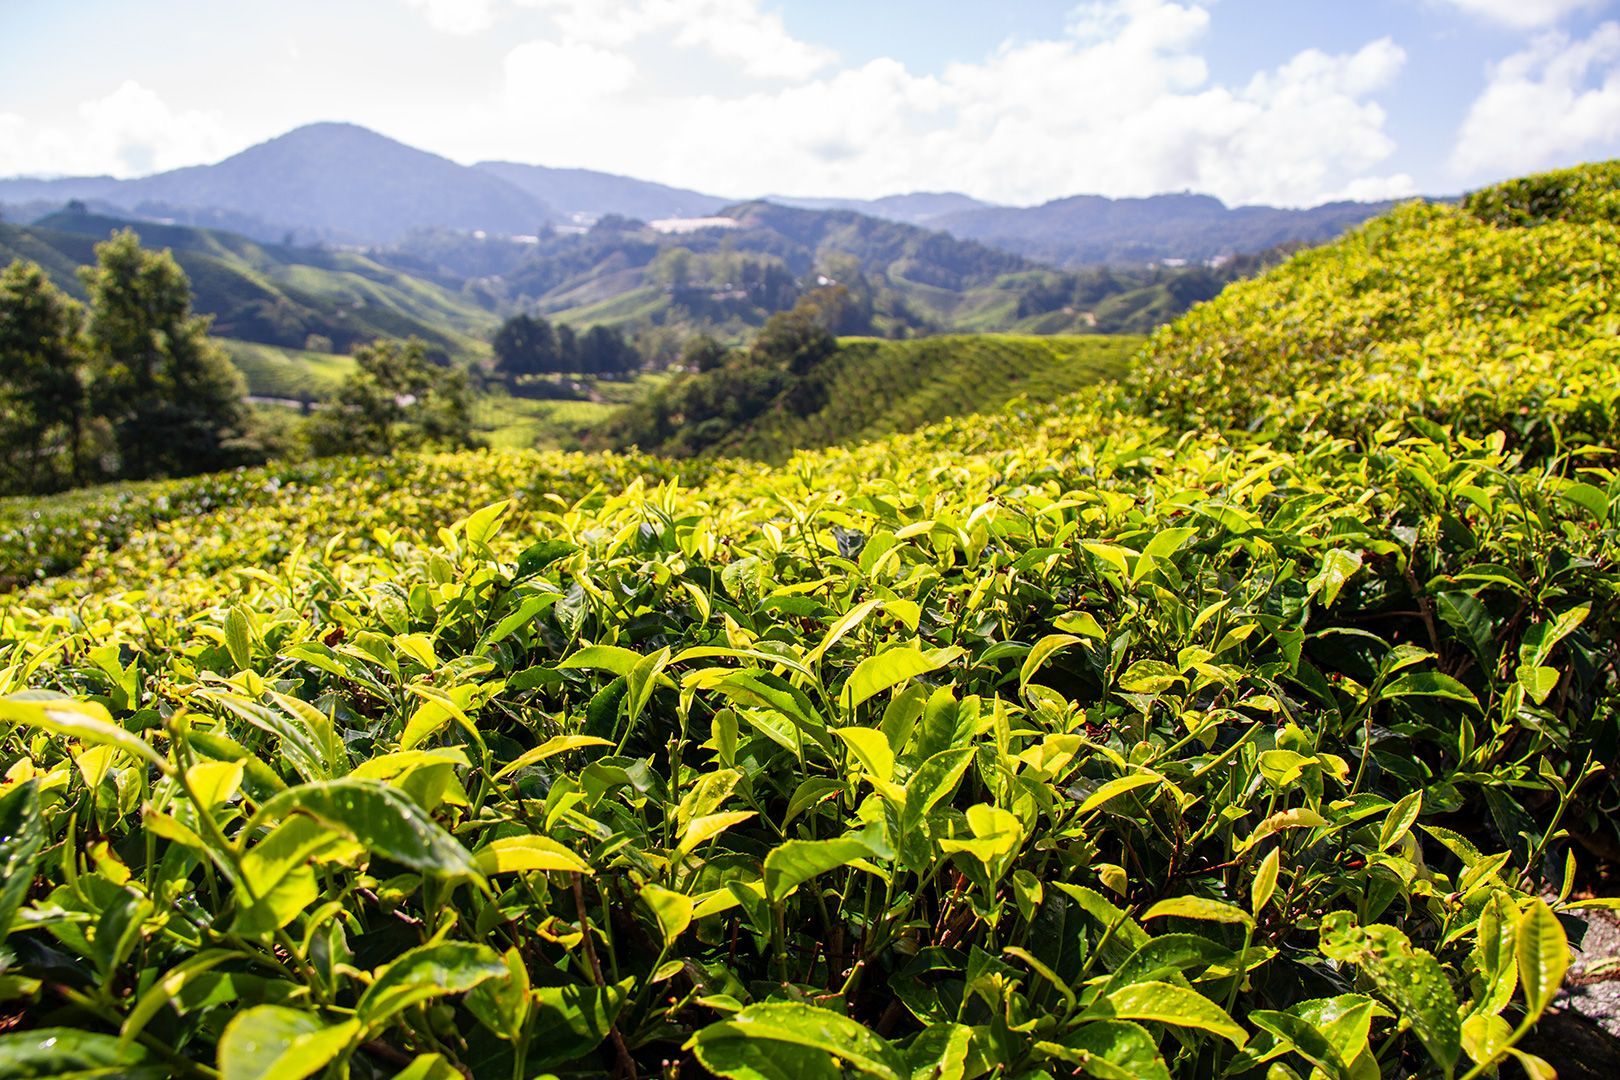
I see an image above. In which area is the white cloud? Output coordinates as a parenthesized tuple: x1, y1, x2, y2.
(517, 0, 837, 80)
(0, 81, 232, 179)
(400, 0, 496, 35)
(1, 1, 1413, 209)
(1431, 0, 1604, 30)
(1450, 22, 1620, 177)
(487, 0, 1409, 208)
(505, 38, 638, 102)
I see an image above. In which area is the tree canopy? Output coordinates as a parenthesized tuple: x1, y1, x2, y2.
(81, 229, 245, 480)
(307, 337, 477, 457)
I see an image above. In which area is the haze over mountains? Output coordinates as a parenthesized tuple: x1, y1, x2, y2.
(0, 122, 1403, 266)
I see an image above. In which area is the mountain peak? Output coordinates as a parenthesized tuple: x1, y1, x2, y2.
(98, 123, 553, 244)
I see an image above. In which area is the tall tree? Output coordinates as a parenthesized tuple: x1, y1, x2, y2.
(577, 324, 637, 378)
(306, 338, 477, 457)
(492, 313, 559, 379)
(556, 323, 578, 373)
(82, 229, 245, 480)
(0, 260, 88, 493)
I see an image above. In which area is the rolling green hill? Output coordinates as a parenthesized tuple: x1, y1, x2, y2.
(218, 340, 356, 401)
(0, 210, 501, 361)
(593, 333, 1137, 460)
(405, 209, 1293, 349)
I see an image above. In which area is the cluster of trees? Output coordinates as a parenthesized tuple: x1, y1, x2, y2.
(592, 289, 844, 457)
(306, 338, 475, 457)
(0, 230, 247, 495)
(491, 313, 638, 385)
(1013, 242, 1313, 334)
(0, 230, 479, 495)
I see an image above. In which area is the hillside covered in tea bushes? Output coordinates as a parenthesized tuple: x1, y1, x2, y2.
(1, 162, 1619, 1080)
(592, 333, 1137, 461)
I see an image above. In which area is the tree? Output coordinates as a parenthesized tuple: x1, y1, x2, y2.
(682, 333, 730, 373)
(556, 323, 578, 372)
(577, 324, 637, 377)
(650, 247, 696, 288)
(306, 338, 478, 457)
(752, 304, 837, 376)
(492, 313, 559, 380)
(82, 229, 245, 480)
(0, 260, 89, 493)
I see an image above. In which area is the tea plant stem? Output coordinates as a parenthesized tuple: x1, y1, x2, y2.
(573, 871, 636, 1080)
(53, 983, 220, 1080)
(171, 732, 328, 1001)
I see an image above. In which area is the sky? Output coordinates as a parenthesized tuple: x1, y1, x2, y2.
(4, 0, 1620, 208)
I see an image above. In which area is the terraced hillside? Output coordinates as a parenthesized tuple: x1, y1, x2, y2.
(593, 333, 1138, 459)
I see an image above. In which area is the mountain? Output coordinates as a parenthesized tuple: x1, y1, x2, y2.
(2, 122, 1400, 267)
(390, 198, 1298, 343)
(0, 124, 554, 245)
(475, 161, 728, 223)
(463, 199, 1040, 341)
(933, 192, 1400, 267)
(763, 192, 997, 224)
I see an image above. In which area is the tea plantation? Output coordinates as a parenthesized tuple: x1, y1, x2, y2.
(2, 163, 1618, 1080)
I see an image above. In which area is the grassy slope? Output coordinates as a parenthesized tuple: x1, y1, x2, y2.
(220, 340, 356, 401)
(0, 215, 500, 357)
(727, 334, 1136, 459)
(603, 333, 1139, 462)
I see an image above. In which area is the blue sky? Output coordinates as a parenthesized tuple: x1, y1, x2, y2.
(4, 0, 1620, 207)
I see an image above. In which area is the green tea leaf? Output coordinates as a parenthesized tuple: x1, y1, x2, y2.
(558, 644, 644, 677)
(0, 694, 168, 773)
(1309, 549, 1363, 608)
(1075, 771, 1163, 814)
(692, 1002, 909, 1080)
(1377, 790, 1423, 852)
(1516, 897, 1568, 1018)
(225, 606, 254, 672)
(642, 884, 694, 944)
(0, 779, 44, 947)
(1252, 847, 1280, 915)
(473, 835, 591, 874)
(218, 1006, 359, 1080)
(1091, 981, 1247, 1047)
(1319, 914, 1460, 1074)
(514, 539, 580, 581)
(0, 1028, 156, 1080)
(528, 979, 633, 1070)
(1056, 1019, 1169, 1080)
(840, 647, 947, 711)
(492, 734, 614, 778)
(1141, 896, 1253, 928)
(1382, 672, 1479, 707)
(356, 941, 505, 1030)
(902, 747, 976, 833)
(1021, 634, 1082, 690)
(764, 836, 874, 902)
(693, 1026, 841, 1080)
(252, 779, 480, 878)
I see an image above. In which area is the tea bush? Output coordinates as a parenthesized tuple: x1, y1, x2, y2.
(1, 164, 1618, 1080)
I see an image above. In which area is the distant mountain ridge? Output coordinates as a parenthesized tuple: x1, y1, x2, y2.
(934, 193, 1399, 267)
(474, 161, 728, 223)
(0, 121, 1404, 264)
(0, 125, 554, 246)
(762, 192, 998, 225)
